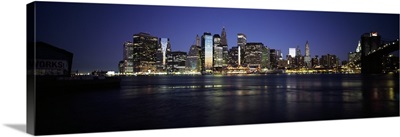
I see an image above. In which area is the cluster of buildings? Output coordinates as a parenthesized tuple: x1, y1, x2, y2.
(117, 27, 357, 75)
(345, 32, 399, 74)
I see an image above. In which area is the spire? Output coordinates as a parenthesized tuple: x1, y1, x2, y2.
(221, 27, 227, 46)
(196, 35, 200, 47)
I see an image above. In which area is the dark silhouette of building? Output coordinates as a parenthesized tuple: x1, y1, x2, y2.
(320, 54, 338, 69)
(28, 42, 73, 76)
(360, 32, 382, 74)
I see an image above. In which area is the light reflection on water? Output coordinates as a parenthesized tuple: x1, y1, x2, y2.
(117, 74, 398, 124)
(120, 74, 398, 102)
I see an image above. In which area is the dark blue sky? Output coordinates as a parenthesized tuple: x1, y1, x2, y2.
(35, 2, 399, 72)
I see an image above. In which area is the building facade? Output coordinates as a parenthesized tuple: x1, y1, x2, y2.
(156, 38, 171, 72)
(213, 34, 223, 71)
(132, 32, 159, 73)
(201, 32, 213, 73)
(221, 27, 229, 68)
(121, 41, 134, 73)
(304, 41, 312, 68)
(237, 33, 247, 66)
(167, 51, 187, 73)
(243, 42, 264, 69)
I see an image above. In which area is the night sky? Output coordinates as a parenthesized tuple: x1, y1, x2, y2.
(35, 2, 399, 72)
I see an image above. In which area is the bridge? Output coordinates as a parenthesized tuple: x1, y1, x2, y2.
(362, 38, 399, 74)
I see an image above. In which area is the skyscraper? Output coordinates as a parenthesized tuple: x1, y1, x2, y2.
(243, 42, 263, 67)
(213, 34, 223, 70)
(228, 46, 239, 66)
(201, 32, 213, 73)
(304, 41, 311, 68)
(167, 51, 187, 73)
(288, 48, 296, 58)
(156, 38, 171, 71)
(121, 41, 133, 73)
(237, 33, 247, 66)
(132, 32, 158, 72)
(270, 49, 277, 69)
(186, 44, 200, 72)
(220, 27, 229, 68)
(296, 45, 302, 57)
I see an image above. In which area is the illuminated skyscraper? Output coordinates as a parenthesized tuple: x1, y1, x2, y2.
(213, 34, 223, 70)
(132, 32, 158, 72)
(237, 33, 247, 66)
(167, 51, 187, 72)
(221, 27, 229, 67)
(304, 41, 311, 68)
(121, 41, 133, 73)
(228, 46, 239, 66)
(296, 45, 302, 57)
(156, 38, 171, 71)
(201, 32, 213, 73)
(186, 44, 201, 72)
(288, 48, 296, 58)
(270, 49, 277, 69)
(243, 42, 263, 67)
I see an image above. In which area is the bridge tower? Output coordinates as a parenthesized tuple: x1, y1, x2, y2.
(360, 32, 382, 74)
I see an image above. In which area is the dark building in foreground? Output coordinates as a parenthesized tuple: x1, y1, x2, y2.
(28, 42, 73, 76)
(360, 32, 382, 74)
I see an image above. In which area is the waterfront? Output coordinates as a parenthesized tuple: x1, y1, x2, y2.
(35, 74, 399, 135)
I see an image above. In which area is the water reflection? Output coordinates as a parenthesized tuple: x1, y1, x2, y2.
(117, 74, 398, 125)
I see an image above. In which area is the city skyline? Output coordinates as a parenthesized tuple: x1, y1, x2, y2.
(35, 2, 399, 72)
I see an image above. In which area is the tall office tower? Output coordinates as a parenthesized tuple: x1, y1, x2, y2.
(213, 34, 223, 70)
(122, 41, 134, 73)
(156, 38, 171, 71)
(288, 48, 296, 58)
(186, 44, 201, 72)
(276, 50, 283, 60)
(270, 49, 277, 69)
(237, 33, 247, 65)
(296, 45, 302, 57)
(360, 32, 382, 73)
(304, 41, 312, 68)
(262, 46, 271, 69)
(132, 32, 159, 72)
(220, 27, 229, 67)
(201, 32, 213, 73)
(243, 42, 263, 68)
(228, 46, 239, 66)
